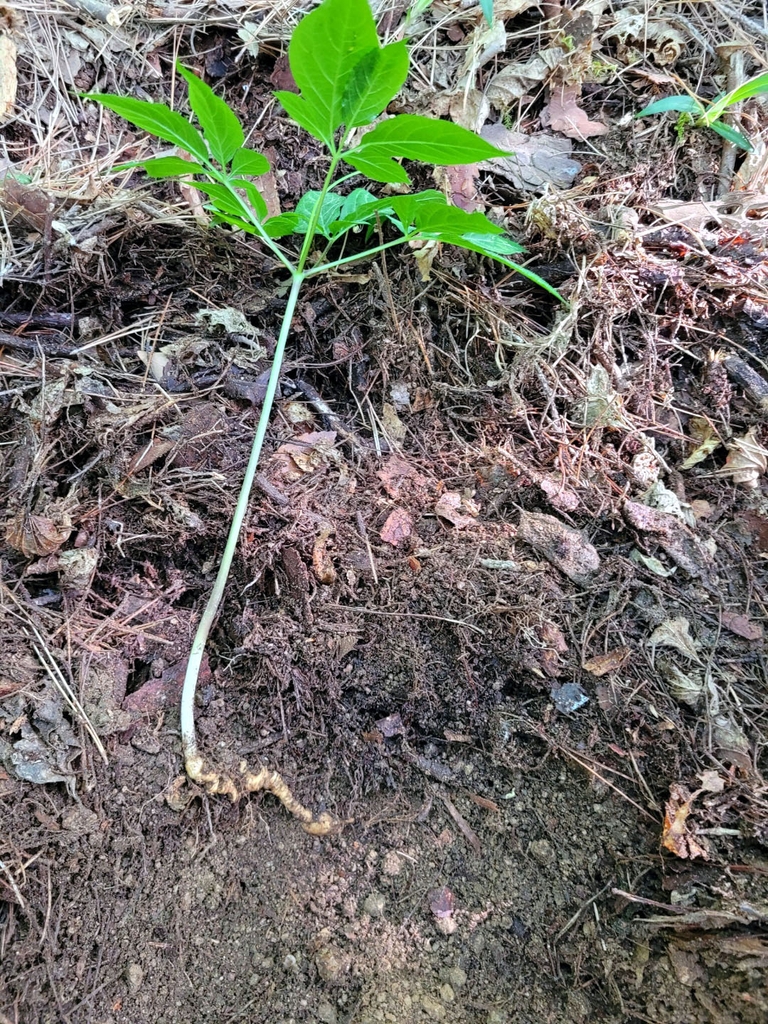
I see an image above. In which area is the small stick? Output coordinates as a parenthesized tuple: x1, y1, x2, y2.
(717, 44, 746, 198)
(355, 512, 379, 585)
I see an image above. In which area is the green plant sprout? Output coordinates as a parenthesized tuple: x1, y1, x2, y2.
(87, 0, 559, 832)
(636, 70, 768, 152)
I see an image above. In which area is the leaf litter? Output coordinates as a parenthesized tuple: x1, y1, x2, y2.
(2, 1, 768, 1022)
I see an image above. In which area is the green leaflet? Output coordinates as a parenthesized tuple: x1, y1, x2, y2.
(340, 41, 409, 128)
(275, 0, 381, 146)
(176, 63, 244, 165)
(343, 115, 510, 183)
(231, 148, 270, 176)
(115, 156, 204, 177)
(84, 93, 209, 162)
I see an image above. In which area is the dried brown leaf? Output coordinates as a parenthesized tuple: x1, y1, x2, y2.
(540, 84, 608, 139)
(583, 647, 631, 677)
(662, 784, 709, 860)
(721, 612, 763, 641)
(517, 510, 600, 584)
(6, 506, 73, 557)
(723, 428, 767, 489)
(435, 491, 480, 529)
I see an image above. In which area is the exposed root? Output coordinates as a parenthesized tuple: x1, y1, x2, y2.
(185, 754, 347, 835)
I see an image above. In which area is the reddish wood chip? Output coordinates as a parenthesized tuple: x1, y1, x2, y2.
(380, 508, 413, 546)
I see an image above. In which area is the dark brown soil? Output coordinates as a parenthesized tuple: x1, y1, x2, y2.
(2, 5, 768, 1023)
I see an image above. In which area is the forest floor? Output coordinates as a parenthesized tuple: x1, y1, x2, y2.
(1, 2, 768, 1022)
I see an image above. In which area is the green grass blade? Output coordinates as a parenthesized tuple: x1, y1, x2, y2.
(707, 119, 753, 152)
(636, 95, 703, 117)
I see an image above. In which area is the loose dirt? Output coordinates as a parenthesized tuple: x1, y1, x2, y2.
(2, 3, 767, 1023)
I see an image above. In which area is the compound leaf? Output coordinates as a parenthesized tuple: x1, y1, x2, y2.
(84, 93, 209, 162)
(231, 178, 269, 220)
(176, 63, 244, 165)
(263, 212, 301, 238)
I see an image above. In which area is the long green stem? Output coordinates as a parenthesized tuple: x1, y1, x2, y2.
(180, 271, 305, 762)
(304, 234, 416, 276)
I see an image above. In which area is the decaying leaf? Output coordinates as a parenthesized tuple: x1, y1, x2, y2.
(630, 449, 660, 489)
(623, 500, 714, 579)
(433, 163, 483, 213)
(448, 88, 490, 133)
(649, 617, 701, 663)
(603, 7, 685, 66)
(435, 491, 480, 529)
(5, 504, 74, 557)
(723, 428, 767, 489)
(482, 124, 581, 192)
(486, 47, 565, 107)
(273, 430, 339, 480)
(680, 418, 722, 470)
(458, 17, 508, 82)
(583, 647, 630, 677)
(540, 84, 608, 139)
(641, 481, 695, 528)
(381, 402, 407, 443)
(517, 510, 600, 584)
(630, 549, 676, 577)
(659, 660, 705, 708)
(376, 454, 428, 499)
(380, 508, 413, 547)
(721, 612, 763, 641)
(662, 784, 709, 860)
(573, 364, 624, 428)
(712, 715, 751, 772)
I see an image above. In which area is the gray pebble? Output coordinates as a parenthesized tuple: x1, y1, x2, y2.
(362, 891, 386, 918)
(316, 999, 337, 1023)
(529, 838, 556, 868)
(444, 966, 467, 990)
(421, 994, 446, 1020)
(126, 963, 143, 995)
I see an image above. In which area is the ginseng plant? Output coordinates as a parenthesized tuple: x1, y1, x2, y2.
(87, 0, 562, 833)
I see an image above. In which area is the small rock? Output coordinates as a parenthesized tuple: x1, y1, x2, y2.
(283, 953, 299, 972)
(440, 984, 455, 1003)
(316, 999, 338, 1023)
(529, 838, 556, 868)
(421, 994, 446, 1020)
(61, 806, 100, 834)
(444, 966, 467, 990)
(362, 891, 386, 919)
(487, 1011, 507, 1024)
(315, 945, 350, 985)
(130, 729, 161, 754)
(382, 850, 404, 876)
(125, 963, 143, 995)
